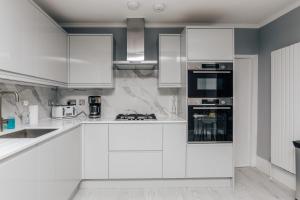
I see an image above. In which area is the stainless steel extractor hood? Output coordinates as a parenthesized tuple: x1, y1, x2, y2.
(113, 18, 158, 70)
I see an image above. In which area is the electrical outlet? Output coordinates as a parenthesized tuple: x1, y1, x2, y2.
(67, 99, 77, 105)
(48, 100, 55, 106)
(79, 99, 85, 106)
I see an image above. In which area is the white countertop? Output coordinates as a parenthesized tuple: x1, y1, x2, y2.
(0, 116, 186, 162)
(83, 115, 186, 124)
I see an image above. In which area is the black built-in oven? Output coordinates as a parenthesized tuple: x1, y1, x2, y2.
(188, 62, 233, 98)
(188, 98, 233, 143)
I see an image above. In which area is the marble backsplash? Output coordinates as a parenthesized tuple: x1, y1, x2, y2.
(0, 70, 179, 126)
(0, 82, 57, 126)
(57, 70, 179, 118)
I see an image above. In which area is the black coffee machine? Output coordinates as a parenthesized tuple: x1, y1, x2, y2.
(88, 96, 101, 118)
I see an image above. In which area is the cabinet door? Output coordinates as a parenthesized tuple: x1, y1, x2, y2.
(83, 124, 109, 179)
(187, 28, 233, 61)
(53, 127, 82, 199)
(109, 124, 162, 151)
(186, 144, 233, 178)
(0, 0, 67, 85)
(69, 35, 113, 88)
(163, 124, 186, 178)
(109, 151, 162, 179)
(38, 126, 81, 200)
(0, 0, 37, 74)
(159, 34, 181, 88)
(34, 11, 67, 83)
(0, 147, 39, 200)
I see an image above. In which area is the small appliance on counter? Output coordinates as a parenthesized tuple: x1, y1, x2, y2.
(88, 96, 101, 118)
(51, 105, 77, 119)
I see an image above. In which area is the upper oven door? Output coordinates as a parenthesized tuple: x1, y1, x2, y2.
(188, 70, 233, 98)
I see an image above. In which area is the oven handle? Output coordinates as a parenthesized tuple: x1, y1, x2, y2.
(192, 106, 232, 110)
(192, 71, 232, 74)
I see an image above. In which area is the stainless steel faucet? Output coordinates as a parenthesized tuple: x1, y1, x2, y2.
(0, 91, 20, 131)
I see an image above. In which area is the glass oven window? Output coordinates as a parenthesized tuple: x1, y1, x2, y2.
(197, 78, 218, 90)
(188, 71, 233, 98)
(188, 106, 233, 143)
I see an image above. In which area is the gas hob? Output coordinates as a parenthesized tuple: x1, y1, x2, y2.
(115, 114, 157, 121)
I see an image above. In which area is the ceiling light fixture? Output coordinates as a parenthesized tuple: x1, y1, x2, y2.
(153, 3, 166, 13)
(127, 0, 140, 11)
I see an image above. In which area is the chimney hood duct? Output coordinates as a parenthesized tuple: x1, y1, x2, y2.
(113, 18, 158, 70)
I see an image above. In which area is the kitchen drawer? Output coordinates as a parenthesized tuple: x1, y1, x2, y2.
(109, 151, 162, 179)
(186, 143, 233, 178)
(109, 124, 163, 151)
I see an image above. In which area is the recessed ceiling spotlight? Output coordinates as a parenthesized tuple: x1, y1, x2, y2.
(127, 0, 140, 11)
(153, 3, 166, 13)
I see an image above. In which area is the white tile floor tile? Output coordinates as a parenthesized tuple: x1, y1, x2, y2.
(73, 168, 295, 200)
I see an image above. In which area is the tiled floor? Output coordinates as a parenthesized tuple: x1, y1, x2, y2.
(73, 168, 295, 200)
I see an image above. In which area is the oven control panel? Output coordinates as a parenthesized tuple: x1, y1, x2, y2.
(188, 98, 233, 106)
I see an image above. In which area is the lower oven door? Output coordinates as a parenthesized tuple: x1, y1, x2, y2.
(188, 105, 233, 143)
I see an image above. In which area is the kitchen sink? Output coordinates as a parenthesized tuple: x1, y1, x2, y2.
(0, 129, 57, 138)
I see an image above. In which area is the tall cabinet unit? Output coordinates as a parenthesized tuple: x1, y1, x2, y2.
(181, 27, 234, 179)
(158, 34, 182, 88)
(68, 34, 114, 88)
(271, 42, 300, 174)
(0, 0, 68, 86)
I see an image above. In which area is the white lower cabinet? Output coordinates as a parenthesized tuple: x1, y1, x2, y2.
(163, 124, 186, 178)
(109, 124, 163, 151)
(82, 124, 109, 179)
(186, 143, 233, 178)
(0, 126, 81, 200)
(50, 127, 82, 200)
(109, 151, 162, 179)
(0, 148, 39, 200)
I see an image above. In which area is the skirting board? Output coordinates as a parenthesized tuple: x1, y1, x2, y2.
(256, 156, 296, 190)
(80, 178, 233, 189)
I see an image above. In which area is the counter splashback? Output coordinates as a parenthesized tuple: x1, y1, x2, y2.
(57, 70, 179, 118)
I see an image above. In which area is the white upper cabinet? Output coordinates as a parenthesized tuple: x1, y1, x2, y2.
(159, 34, 182, 88)
(69, 35, 114, 88)
(187, 28, 234, 61)
(0, 0, 68, 86)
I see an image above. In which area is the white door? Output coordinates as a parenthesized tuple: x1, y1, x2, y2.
(234, 57, 257, 167)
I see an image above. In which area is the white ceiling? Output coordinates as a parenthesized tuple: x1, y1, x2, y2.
(33, 0, 299, 27)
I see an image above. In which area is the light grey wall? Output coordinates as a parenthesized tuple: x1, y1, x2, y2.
(257, 6, 300, 160)
(234, 28, 259, 55)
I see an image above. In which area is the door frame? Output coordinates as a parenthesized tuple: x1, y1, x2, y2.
(234, 55, 258, 167)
